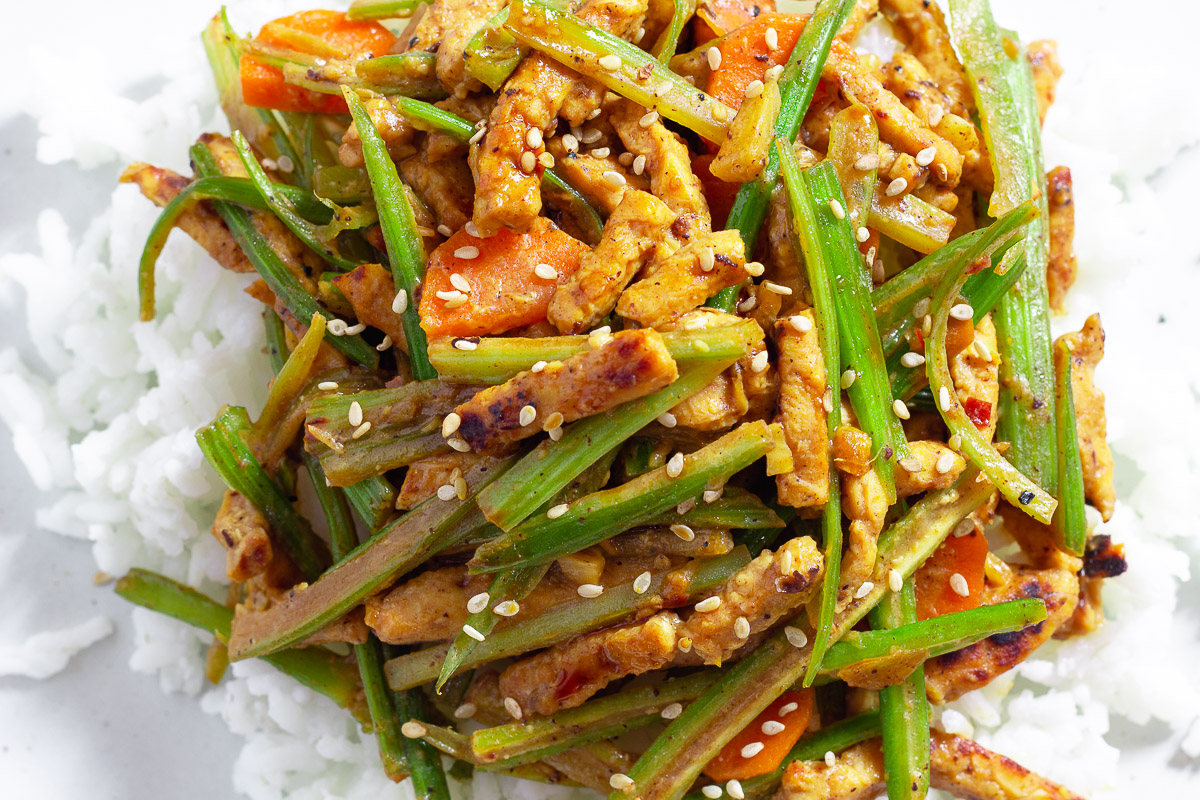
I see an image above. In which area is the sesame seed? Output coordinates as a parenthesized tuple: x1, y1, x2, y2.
(671, 523, 696, 541)
(449, 272, 471, 293)
(493, 600, 520, 617)
(916, 145, 937, 167)
(886, 177, 908, 196)
(655, 79, 672, 97)
(929, 104, 946, 126)
(619, 152, 634, 166)
(936, 452, 957, 474)
(392, 289, 408, 314)
(520, 151, 537, 173)
(348, 401, 363, 427)
(401, 720, 427, 738)
(326, 318, 348, 336)
(854, 153, 880, 171)
(762, 720, 786, 735)
(633, 154, 647, 175)
(581, 127, 603, 144)
(954, 518, 975, 538)
(577, 583, 604, 598)
(922, 314, 933, 336)
(352, 421, 372, 439)
(639, 110, 660, 128)
(548, 426, 563, 441)
(448, 437, 470, 452)
(949, 433, 963, 450)
(707, 46, 722, 70)
(699, 246, 716, 271)
(950, 303, 974, 320)
(453, 338, 478, 351)
(543, 411, 564, 430)
(531, 360, 548, 373)
(786, 627, 811, 651)
(442, 413, 461, 438)
(562, 133, 579, 151)
(888, 568, 903, 592)
(591, 146, 611, 159)
(376, 335, 393, 351)
(661, 702, 683, 720)
(467, 592, 490, 614)
(318, 381, 339, 391)
(519, 405, 537, 426)
(599, 54, 622, 71)
(436, 483, 457, 501)
(534, 263, 558, 280)
(824, 751, 836, 766)
(893, 399, 911, 420)
(823, 390, 834, 413)
(526, 127, 544, 148)
(678, 636, 693, 652)
(734, 616, 751, 639)
(840, 369, 856, 389)
(444, 293, 468, 309)
(454, 702, 477, 719)
(751, 350, 770, 373)
(344, 322, 366, 335)
(744, 260, 765, 276)
(974, 339, 993, 362)
(694, 596, 722, 613)
(677, 497, 697, 515)
(856, 226, 871, 243)
(657, 411, 677, 428)
(504, 697, 523, 720)
(712, 103, 728, 121)
(454, 245, 480, 260)
(744, 79, 764, 99)
(703, 488, 723, 504)
(437, 224, 453, 237)
(855, 581, 874, 599)
(538, 151, 555, 168)
(666, 452, 685, 478)
(455, 476, 468, 499)
(829, 199, 846, 220)
(939, 385, 952, 412)
(789, 315, 813, 333)
(780, 548, 794, 575)
(547, 503, 569, 519)
(463, 624, 485, 642)
(740, 741, 764, 759)
(469, 127, 486, 145)
(610, 773, 635, 792)
(634, 26, 646, 43)
(737, 294, 757, 312)
(634, 571, 653, 594)
(765, 26, 779, 49)
(726, 779, 745, 800)
(950, 572, 970, 597)
(276, 155, 294, 173)
(899, 457, 923, 472)
(779, 701, 799, 716)
(900, 352, 926, 368)
(765, 64, 784, 81)
(702, 786, 723, 799)
(603, 170, 627, 188)
(763, 281, 792, 295)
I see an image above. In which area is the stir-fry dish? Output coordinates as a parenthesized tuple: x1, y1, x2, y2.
(115, 0, 1126, 797)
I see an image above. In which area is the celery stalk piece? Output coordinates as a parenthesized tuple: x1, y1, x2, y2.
(865, 185, 956, 255)
(504, 0, 736, 143)
(343, 87, 435, 379)
(827, 103, 879, 235)
(652, 0, 698, 63)
(428, 319, 761, 384)
(342, 476, 400, 531)
(389, 676, 451, 798)
(1051, 339, 1087, 556)
(226, 456, 515, 660)
(711, 0, 858, 312)
(472, 421, 775, 571)
(476, 357, 742, 531)
(114, 569, 369, 724)
(189, 142, 379, 367)
(251, 310, 326, 461)
(384, 548, 751, 690)
(607, 467, 996, 800)
(642, 486, 784, 529)
(347, 0, 425, 20)
(464, 7, 524, 91)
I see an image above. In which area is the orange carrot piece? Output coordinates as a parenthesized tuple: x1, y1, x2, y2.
(706, 14, 807, 111)
(695, 0, 778, 42)
(418, 223, 590, 339)
(239, 10, 395, 114)
(913, 528, 989, 621)
(703, 689, 815, 782)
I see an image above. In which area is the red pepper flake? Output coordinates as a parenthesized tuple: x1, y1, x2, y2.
(962, 397, 992, 428)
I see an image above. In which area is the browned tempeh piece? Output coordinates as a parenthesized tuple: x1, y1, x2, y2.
(543, 143, 649, 216)
(211, 490, 273, 582)
(951, 313, 1001, 442)
(662, 311, 772, 431)
(895, 440, 966, 496)
(617, 230, 747, 328)
(879, 0, 972, 115)
(330, 264, 408, 350)
(395, 451, 498, 509)
(1046, 166, 1077, 313)
(838, 455, 889, 609)
(774, 310, 829, 508)
(432, 0, 508, 96)
(338, 96, 416, 169)
(453, 329, 678, 451)
(400, 150, 474, 232)
(1028, 40, 1064, 127)
(1057, 314, 1114, 520)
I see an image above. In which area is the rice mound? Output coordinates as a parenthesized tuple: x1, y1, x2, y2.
(1, 1, 1197, 798)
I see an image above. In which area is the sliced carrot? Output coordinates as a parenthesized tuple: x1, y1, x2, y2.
(695, 0, 778, 42)
(418, 221, 589, 339)
(706, 13, 808, 111)
(913, 527, 989, 621)
(703, 689, 814, 782)
(239, 10, 396, 114)
(692, 153, 739, 228)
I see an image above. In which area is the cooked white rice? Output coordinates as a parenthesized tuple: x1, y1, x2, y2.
(1, 0, 1197, 797)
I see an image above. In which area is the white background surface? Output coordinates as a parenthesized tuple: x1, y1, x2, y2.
(1, 1, 1198, 798)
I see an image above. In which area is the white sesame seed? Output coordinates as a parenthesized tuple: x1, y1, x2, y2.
(392, 289, 408, 314)
(737, 295, 757, 312)
(893, 399, 911, 420)
(707, 46, 722, 70)
(657, 411, 677, 428)
(547, 503, 569, 519)
(740, 741, 765, 759)
(526, 127, 544, 149)
(531, 263, 559, 281)
(823, 390, 834, 413)
(436, 483, 458, 502)
(936, 451, 957, 474)
(829, 199, 846, 220)
(599, 54, 622, 71)
(639, 110, 660, 128)
(318, 381, 339, 391)
(654, 79, 672, 97)
(520, 151, 537, 173)
(701, 786, 723, 799)
(854, 153, 880, 171)
(591, 146, 611, 159)
(950, 572, 970, 597)
(666, 452, 685, 478)
(950, 303, 974, 321)
(494, 600, 520, 617)
(453, 338, 478, 351)
(441, 291, 468, 308)
(744, 79, 764, 99)
(726, 779, 745, 800)
(763, 281, 792, 295)
(504, 697, 523, 720)
(671, 523, 696, 541)
(634, 571, 653, 594)
(467, 592, 490, 614)
(973, 339, 993, 362)
(703, 488, 723, 504)
(581, 127, 603, 144)
(762, 720, 786, 735)
(437, 223, 453, 237)
(779, 701, 799, 716)
(751, 350, 770, 373)
(888, 568, 904, 593)
(352, 421, 372, 439)
(577, 583, 604, 598)
(764, 26, 779, 49)
(632, 154, 647, 175)
(454, 245, 480, 260)
(939, 385, 952, 412)
(562, 133, 579, 152)
(699, 246, 716, 272)
(854, 226, 870, 243)
(548, 426, 563, 441)
(531, 360, 548, 373)
(744, 260, 765, 276)
(712, 103, 729, 121)
(855, 581, 875, 599)
(610, 772, 635, 792)
(789, 315, 813, 333)
(347, 401, 363, 427)
(538, 151, 556, 168)
(916, 145, 937, 167)
(949, 433, 963, 450)
(453, 702, 477, 719)
(954, 518, 975, 538)
(900, 352, 926, 368)
(602, 170, 627, 188)
(840, 369, 856, 389)
(765, 64, 784, 81)
(442, 413, 461, 438)
(401, 720, 428, 738)
(694, 596, 722, 613)
(376, 335, 393, 351)
(734, 616, 751, 639)
(448, 437, 471, 452)
(886, 177, 908, 197)
(661, 701, 683, 720)
(899, 457, 923, 472)
(326, 318, 348, 336)
(345, 322, 366, 335)
(463, 623, 485, 642)
(780, 548, 794, 575)
(469, 127, 487, 145)
(824, 750, 836, 766)
(449, 272, 471, 293)
(677, 497, 697, 515)
(519, 405, 537, 426)
(929, 104, 946, 126)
